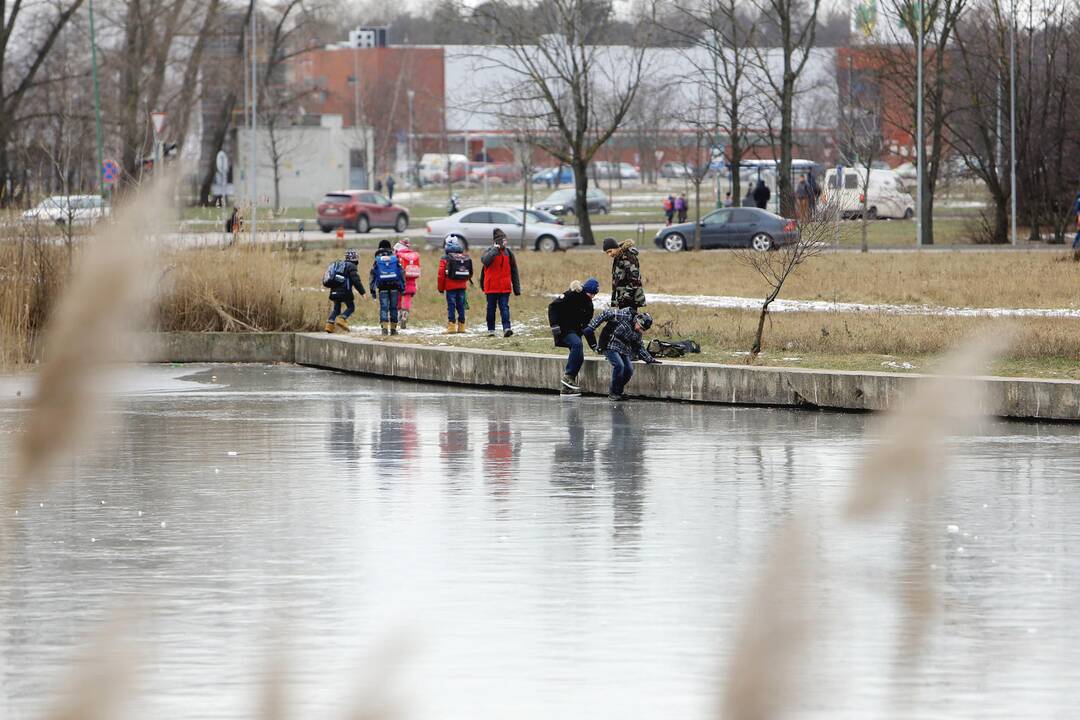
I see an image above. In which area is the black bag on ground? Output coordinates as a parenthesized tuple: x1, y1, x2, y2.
(646, 339, 701, 358)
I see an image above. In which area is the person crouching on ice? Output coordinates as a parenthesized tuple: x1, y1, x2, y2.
(583, 309, 661, 400)
(548, 277, 600, 396)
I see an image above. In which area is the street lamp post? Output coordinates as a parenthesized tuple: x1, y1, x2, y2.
(250, 3, 258, 240)
(406, 89, 416, 187)
(88, 0, 105, 198)
(915, 0, 925, 247)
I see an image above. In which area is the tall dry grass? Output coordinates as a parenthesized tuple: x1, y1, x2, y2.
(155, 244, 321, 332)
(0, 225, 69, 365)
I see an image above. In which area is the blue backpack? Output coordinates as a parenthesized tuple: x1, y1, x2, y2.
(374, 254, 401, 288)
(322, 260, 349, 290)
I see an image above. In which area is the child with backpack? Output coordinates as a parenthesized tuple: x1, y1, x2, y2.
(394, 238, 421, 329)
(322, 248, 366, 333)
(479, 228, 521, 337)
(662, 194, 675, 226)
(583, 309, 661, 400)
(368, 239, 406, 335)
(437, 235, 473, 334)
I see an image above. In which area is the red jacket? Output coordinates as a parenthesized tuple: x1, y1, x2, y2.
(437, 253, 472, 292)
(479, 245, 521, 295)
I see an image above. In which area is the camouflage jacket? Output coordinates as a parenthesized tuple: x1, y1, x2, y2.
(611, 246, 646, 309)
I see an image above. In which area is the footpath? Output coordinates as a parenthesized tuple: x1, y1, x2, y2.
(145, 332, 1080, 422)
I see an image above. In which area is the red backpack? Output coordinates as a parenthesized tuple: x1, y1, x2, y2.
(662, 197, 673, 211)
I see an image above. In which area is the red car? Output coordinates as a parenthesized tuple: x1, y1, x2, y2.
(317, 190, 409, 234)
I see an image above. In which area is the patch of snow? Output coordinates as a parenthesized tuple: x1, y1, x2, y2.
(882, 361, 917, 370)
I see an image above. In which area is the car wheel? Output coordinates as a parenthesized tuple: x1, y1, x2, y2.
(866, 206, 878, 221)
(356, 215, 370, 233)
(394, 214, 408, 232)
(662, 233, 686, 252)
(319, 225, 332, 234)
(751, 233, 773, 252)
(903, 208, 914, 220)
(536, 235, 559, 252)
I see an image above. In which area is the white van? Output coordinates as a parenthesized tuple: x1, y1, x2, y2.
(418, 154, 468, 184)
(823, 168, 914, 220)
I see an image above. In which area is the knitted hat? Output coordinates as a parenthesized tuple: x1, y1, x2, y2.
(493, 228, 507, 245)
(582, 277, 600, 295)
(636, 312, 653, 331)
(344, 248, 359, 262)
(377, 239, 392, 250)
(602, 237, 618, 251)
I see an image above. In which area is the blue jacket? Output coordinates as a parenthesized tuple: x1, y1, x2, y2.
(369, 249, 406, 292)
(1071, 193, 1080, 216)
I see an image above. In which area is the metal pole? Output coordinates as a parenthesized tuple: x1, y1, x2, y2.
(915, 0, 924, 247)
(88, 0, 105, 198)
(250, 3, 258, 240)
(1008, 0, 1017, 245)
(406, 90, 415, 187)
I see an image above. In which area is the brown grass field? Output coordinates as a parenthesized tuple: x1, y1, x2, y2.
(5, 236, 1080, 377)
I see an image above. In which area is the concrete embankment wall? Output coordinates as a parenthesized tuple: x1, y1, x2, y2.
(148, 332, 1080, 421)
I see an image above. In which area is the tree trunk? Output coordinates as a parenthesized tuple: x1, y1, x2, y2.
(572, 156, 594, 246)
(778, 74, 796, 218)
(751, 301, 769, 357)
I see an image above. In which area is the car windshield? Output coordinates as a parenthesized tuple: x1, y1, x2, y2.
(542, 190, 574, 204)
(39, 196, 68, 209)
(322, 194, 351, 204)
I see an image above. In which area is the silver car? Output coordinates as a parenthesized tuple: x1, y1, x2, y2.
(424, 206, 582, 252)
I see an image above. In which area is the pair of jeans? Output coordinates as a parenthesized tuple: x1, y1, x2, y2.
(485, 293, 511, 331)
(377, 289, 400, 323)
(604, 350, 634, 396)
(1073, 231, 1080, 249)
(446, 288, 466, 322)
(328, 298, 354, 322)
(561, 332, 584, 376)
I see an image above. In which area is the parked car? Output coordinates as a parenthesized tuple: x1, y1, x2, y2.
(532, 166, 574, 187)
(822, 168, 914, 220)
(534, 188, 609, 216)
(468, 163, 521, 185)
(425, 206, 582, 252)
(523, 208, 564, 226)
(591, 161, 640, 180)
(317, 190, 409, 233)
(418, 153, 468, 184)
(654, 207, 798, 252)
(660, 162, 693, 179)
(22, 195, 109, 226)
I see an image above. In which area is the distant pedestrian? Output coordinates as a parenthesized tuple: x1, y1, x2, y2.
(724, 191, 733, 207)
(662, 194, 675, 225)
(752, 179, 771, 210)
(386, 175, 396, 200)
(675, 192, 688, 223)
(374, 178, 383, 193)
(548, 278, 600, 396)
(322, 248, 366, 333)
(438, 235, 473, 334)
(225, 206, 243, 235)
(1071, 191, 1080, 249)
(584, 309, 661, 400)
(602, 237, 646, 311)
(479, 228, 521, 337)
(369, 239, 406, 335)
(796, 174, 811, 219)
(394, 238, 421, 329)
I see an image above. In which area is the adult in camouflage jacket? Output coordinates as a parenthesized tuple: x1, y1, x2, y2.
(601, 237, 646, 311)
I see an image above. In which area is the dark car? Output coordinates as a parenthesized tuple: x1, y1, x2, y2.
(523, 208, 564, 225)
(654, 207, 798, 252)
(534, 188, 609, 216)
(317, 190, 409, 234)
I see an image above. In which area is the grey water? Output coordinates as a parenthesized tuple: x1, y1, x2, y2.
(1, 364, 1079, 719)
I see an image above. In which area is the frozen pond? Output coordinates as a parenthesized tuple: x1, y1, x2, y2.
(1, 364, 1078, 718)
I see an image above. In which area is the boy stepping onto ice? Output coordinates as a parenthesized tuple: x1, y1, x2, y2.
(369, 239, 406, 335)
(584, 309, 661, 400)
(322, 248, 366, 333)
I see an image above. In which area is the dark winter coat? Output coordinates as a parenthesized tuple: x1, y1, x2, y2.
(479, 245, 521, 295)
(610, 241, 646, 309)
(584, 308, 655, 361)
(752, 181, 771, 209)
(547, 284, 595, 343)
(329, 260, 365, 301)
(369, 249, 406, 292)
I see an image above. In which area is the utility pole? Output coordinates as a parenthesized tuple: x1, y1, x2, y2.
(915, 0, 925, 247)
(250, 3, 258, 241)
(1008, 0, 1017, 245)
(89, 0, 105, 199)
(406, 89, 416, 187)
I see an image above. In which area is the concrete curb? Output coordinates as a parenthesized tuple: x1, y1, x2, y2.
(146, 332, 1080, 421)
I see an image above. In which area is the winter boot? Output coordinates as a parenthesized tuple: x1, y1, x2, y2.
(446, 322, 457, 334)
(608, 393, 626, 401)
(560, 374, 581, 392)
(390, 323, 398, 335)
(324, 321, 335, 333)
(456, 321, 466, 334)
(504, 329, 514, 338)
(334, 316, 349, 332)
(399, 310, 409, 330)
(381, 322, 389, 336)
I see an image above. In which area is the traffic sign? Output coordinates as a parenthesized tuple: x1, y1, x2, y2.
(151, 111, 167, 137)
(102, 158, 120, 184)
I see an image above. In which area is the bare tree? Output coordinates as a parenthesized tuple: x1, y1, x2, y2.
(465, 0, 648, 246)
(0, 0, 88, 206)
(749, 0, 823, 217)
(836, 55, 885, 253)
(732, 198, 834, 358)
